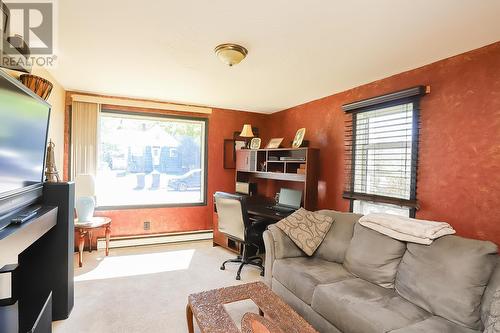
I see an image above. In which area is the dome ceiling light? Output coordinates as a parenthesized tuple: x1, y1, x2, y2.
(214, 43, 248, 67)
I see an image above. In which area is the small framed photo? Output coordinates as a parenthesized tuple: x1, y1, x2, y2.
(266, 138, 284, 149)
(292, 128, 306, 148)
(235, 141, 246, 150)
(250, 138, 261, 149)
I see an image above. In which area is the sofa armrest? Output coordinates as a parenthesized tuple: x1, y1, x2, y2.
(263, 230, 275, 287)
(263, 225, 305, 287)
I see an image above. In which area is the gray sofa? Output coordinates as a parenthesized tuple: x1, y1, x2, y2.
(263, 210, 500, 333)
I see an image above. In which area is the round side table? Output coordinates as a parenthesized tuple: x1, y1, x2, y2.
(75, 216, 112, 267)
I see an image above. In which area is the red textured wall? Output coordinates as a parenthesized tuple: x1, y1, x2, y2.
(266, 42, 500, 245)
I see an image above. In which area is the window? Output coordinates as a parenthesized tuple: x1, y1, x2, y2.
(97, 111, 207, 208)
(343, 86, 426, 217)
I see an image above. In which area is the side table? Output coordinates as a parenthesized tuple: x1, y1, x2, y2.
(75, 216, 112, 267)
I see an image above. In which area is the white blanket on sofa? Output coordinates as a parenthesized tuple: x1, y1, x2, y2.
(359, 213, 456, 245)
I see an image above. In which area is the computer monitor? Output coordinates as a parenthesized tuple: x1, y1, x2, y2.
(278, 188, 302, 209)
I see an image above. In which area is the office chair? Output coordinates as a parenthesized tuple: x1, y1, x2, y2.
(214, 192, 266, 280)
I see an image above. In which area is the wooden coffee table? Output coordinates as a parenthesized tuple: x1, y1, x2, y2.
(74, 216, 111, 267)
(186, 282, 318, 333)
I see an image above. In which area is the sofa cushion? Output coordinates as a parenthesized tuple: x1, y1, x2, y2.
(271, 278, 343, 333)
(275, 208, 334, 256)
(343, 223, 406, 288)
(389, 316, 480, 333)
(311, 278, 431, 333)
(315, 210, 362, 263)
(395, 235, 498, 330)
(272, 257, 353, 305)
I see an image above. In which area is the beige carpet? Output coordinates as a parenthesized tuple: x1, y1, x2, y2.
(53, 240, 262, 333)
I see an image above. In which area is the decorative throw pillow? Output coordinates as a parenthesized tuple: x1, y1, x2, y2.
(275, 208, 334, 256)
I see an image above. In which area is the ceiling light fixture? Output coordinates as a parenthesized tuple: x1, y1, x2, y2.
(214, 43, 248, 67)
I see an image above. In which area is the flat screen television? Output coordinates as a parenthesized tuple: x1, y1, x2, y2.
(0, 70, 51, 224)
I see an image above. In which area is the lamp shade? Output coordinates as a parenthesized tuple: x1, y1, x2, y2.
(239, 124, 254, 138)
(75, 174, 96, 198)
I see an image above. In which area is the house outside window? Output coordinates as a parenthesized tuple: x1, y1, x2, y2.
(96, 111, 207, 208)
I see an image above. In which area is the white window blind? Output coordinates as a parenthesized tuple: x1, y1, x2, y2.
(343, 86, 426, 215)
(353, 103, 414, 199)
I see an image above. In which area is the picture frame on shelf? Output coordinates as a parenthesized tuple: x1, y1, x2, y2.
(235, 141, 246, 150)
(250, 138, 261, 149)
(265, 138, 284, 149)
(292, 128, 306, 148)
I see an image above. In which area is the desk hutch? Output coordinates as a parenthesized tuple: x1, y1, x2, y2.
(213, 147, 319, 252)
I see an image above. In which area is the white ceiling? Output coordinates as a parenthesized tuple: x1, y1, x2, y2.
(49, 0, 500, 113)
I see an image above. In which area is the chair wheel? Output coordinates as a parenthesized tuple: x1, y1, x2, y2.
(220, 266, 225, 270)
(260, 271, 265, 277)
(236, 275, 241, 280)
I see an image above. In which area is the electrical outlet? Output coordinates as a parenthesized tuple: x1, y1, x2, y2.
(143, 221, 151, 230)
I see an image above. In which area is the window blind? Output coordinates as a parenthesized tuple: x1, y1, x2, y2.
(343, 86, 426, 210)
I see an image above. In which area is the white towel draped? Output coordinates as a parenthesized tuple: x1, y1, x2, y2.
(359, 213, 456, 245)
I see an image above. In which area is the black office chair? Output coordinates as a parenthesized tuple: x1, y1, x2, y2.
(214, 192, 266, 280)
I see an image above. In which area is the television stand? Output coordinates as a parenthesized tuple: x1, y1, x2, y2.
(0, 182, 74, 333)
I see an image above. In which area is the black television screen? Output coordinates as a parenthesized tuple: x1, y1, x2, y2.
(0, 71, 50, 198)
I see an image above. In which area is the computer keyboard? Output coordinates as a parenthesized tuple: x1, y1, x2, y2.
(269, 205, 295, 213)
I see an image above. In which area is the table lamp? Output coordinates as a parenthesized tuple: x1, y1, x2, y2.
(239, 124, 254, 138)
(239, 124, 254, 148)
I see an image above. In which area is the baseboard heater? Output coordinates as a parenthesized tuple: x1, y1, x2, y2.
(96, 230, 213, 249)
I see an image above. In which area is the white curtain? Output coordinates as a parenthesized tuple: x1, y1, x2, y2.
(71, 101, 101, 180)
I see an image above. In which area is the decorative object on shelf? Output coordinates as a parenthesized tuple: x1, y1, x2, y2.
(297, 164, 306, 174)
(266, 138, 284, 149)
(250, 138, 261, 149)
(19, 74, 53, 100)
(214, 43, 248, 66)
(235, 141, 246, 150)
(75, 174, 96, 222)
(44, 139, 60, 182)
(292, 128, 306, 148)
(260, 161, 267, 172)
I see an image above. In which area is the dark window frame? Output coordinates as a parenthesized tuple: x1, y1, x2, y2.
(342, 86, 427, 217)
(92, 109, 209, 210)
